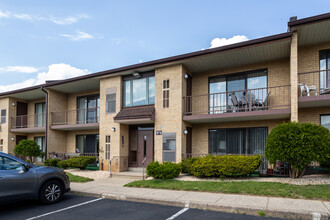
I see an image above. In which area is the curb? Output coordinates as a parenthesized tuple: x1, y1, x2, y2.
(69, 191, 329, 220)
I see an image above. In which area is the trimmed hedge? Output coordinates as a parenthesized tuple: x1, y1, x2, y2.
(57, 156, 97, 170)
(189, 155, 262, 178)
(44, 158, 61, 167)
(180, 157, 198, 174)
(147, 161, 181, 179)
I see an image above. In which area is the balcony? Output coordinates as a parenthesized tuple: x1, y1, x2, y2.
(51, 107, 99, 130)
(183, 85, 291, 123)
(10, 113, 46, 133)
(298, 69, 330, 107)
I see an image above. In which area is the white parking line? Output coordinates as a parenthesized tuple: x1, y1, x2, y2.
(166, 202, 189, 220)
(25, 198, 103, 220)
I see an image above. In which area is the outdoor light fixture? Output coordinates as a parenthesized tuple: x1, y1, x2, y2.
(111, 127, 116, 132)
(183, 129, 188, 135)
(11, 137, 14, 141)
(184, 73, 189, 79)
(132, 72, 140, 78)
(11, 102, 15, 106)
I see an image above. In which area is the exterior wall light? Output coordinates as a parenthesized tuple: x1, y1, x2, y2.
(184, 73, 189, 79)
(183, 129, 188, 135)
(11, 102, 15, 106)
(133, 72, 140, 78)
(11, 137, 15, 141)
(111, 127, 116, 132)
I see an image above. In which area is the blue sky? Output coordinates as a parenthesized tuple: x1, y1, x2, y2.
(0, 0, 329, 92)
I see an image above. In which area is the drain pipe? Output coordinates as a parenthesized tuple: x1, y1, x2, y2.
(41, 87, 48, 159)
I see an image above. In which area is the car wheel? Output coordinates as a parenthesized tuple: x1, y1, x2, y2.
(39, 180, 64, 204)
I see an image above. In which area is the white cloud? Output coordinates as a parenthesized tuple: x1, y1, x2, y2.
(50, 14, 88, 25)
(60, 30, 94, 41)
(0, 63, 90, 92)
(0, 66, 39, 73)
(210, 35, 249, 48)
(0, 10, 87, 25)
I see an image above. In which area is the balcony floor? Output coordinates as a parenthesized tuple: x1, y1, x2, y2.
(50, 123, 99, 131)
(183, 108, 291, 123)
(10, 127, 45, 133)
(299, 94, 330, 108)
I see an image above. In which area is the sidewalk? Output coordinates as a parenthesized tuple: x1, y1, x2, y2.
(70, 178, 330, 220)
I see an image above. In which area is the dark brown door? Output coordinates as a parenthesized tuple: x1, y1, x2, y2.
(186, 127, 192, 156)
(137, 130, 154, 167)
(15, 135, 27, 160)
(16, 102, 28, 128)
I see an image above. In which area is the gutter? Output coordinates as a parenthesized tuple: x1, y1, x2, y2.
(41, 87, 48, 159)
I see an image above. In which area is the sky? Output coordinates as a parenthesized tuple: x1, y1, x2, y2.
(0, 0, 329, 92)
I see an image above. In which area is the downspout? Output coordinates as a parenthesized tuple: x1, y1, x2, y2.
(41, 87, 48, 159)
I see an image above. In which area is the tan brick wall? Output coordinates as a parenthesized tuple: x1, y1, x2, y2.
(154, 64, 187, 163)
(191, 119, 289, 155)
(298, 42, 330, 73)
(290, 32, 298, 122)
(0, 98, 10, 153)
(99, 75, 128, 172)
(298, 107, 330, 125)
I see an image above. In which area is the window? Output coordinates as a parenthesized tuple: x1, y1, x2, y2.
(105, 135, 111, 160)
(0, 139, 3, 152)
(123, 76, 155, 107)
(163, 80, 170, 108)
(106, 93, 116, 114)
(77, 95, 100, 124)
(321, 115, 330, 131)
(209, 69, 267, 113)
(76, 134, 99, 154)
(1, 109, 6, 124)
(35, 102, 45, 127)
(320, 50, 330, 91)
(0, 156, 25, 170)
(209, 127, 268, 155)
(34, 137, 45, 162)
(162, 132, 176, 162)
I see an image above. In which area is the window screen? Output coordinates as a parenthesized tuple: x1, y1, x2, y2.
(1, 109, 6, 124)
(106, 93, 116, 114)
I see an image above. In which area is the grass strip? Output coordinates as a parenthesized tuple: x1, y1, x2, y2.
(67, 172, 94, 183)
(125, 180, 330, 200)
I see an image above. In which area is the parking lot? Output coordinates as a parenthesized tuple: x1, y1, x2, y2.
(0, 195, 280, 220)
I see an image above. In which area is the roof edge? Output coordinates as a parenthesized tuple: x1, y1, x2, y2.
(0, 32, 292, 98)
(288, 12, 330, 28)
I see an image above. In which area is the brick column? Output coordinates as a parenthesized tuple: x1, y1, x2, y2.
(290, 31, 298, 122)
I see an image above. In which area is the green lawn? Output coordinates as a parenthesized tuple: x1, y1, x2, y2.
(67, 172, 94, 183)
(125, 180, 330, 200)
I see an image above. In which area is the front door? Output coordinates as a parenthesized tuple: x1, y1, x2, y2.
(137, 130, 154, 167)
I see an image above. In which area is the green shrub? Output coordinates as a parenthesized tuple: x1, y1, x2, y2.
(14, 139, 42, 164)
(265, 122, 330, 178)
(44, 158, 61, 167)
(180, 157, 198, 174)
(190, 155, 262, 178)
(146, 161, 181, 179)
(57, 156, 97, 170)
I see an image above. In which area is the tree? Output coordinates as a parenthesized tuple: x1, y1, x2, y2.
(265, 122, 330, 178)
(14, 140, 42, 164)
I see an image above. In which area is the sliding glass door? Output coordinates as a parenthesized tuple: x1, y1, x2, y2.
(76, 134, 99, 154)
(34, 136, 45, 162)
(77, 95, 100, 124)
(320, 50, 330, 91)
(35, 102, 45, 127)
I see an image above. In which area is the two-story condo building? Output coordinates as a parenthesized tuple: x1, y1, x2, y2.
(0, 13, 329, 172)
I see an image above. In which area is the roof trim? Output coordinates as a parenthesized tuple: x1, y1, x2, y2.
(288, 12, 330, 28)
(0, 32, 292, 97)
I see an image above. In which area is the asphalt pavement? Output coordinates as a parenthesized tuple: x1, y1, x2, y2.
(0, 195, 281, 220)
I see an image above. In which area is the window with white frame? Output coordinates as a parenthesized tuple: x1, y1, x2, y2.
(321, 115, 330, 131)
(1, 109, 6, 124)
(106, 88, 116, 114)
(105, 135, 111, 160)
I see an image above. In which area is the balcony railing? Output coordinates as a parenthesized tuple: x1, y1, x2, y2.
(298, 69, 330, 96)
(183, 85, 291, 116)
(51, 107, 99, 126)
(11, 113, 46, 129)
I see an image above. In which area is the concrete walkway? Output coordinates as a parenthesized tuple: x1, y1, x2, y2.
(70, 178, 330, 220)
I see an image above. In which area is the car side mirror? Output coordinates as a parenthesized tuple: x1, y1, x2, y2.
(25, 164, 32, 171)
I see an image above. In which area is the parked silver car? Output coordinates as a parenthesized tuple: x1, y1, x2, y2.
(0, 152, 70, 204)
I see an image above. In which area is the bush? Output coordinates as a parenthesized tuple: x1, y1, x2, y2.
(190, 155, 262, 178)
(14, 140, 42, 164)
(180, 157, 198, 174)
(44, 159, 61, 167)
(146, 161, 181, 179)
(265, 122, 330, 178)
(57, 156, 97, 170)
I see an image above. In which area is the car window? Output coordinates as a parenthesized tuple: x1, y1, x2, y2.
(0, 156, 25, 170)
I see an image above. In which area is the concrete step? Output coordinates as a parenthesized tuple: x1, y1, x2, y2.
(110, 171, 147, 180)
(128, 167, 144, 172)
